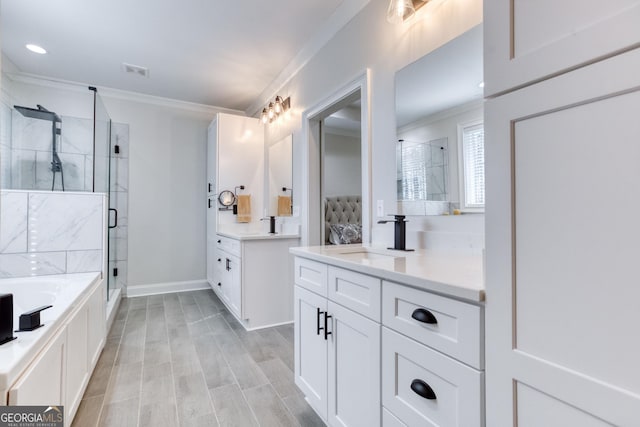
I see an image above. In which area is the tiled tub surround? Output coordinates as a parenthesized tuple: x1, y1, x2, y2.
(0, 190, 107, 278)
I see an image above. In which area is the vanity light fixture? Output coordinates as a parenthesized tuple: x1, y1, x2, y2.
(260, 96, 291, 124)
(386, 0, 430, 24)
(26, 44, 47, 54)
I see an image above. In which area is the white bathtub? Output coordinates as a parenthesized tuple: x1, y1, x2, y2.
(0, 272, 101, 393)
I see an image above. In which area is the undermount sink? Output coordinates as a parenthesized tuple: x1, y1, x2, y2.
(337, 250, 400, 261)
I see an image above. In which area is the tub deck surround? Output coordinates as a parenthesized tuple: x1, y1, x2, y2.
(290, 244, 484, 303)
(0, 272, 101, 393)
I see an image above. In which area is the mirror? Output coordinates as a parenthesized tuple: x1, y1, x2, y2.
(395, 24, 484, 215)
(218, 190, 236, 207)
(267, 134, 293, 216)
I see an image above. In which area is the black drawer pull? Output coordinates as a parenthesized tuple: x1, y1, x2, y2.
(324, 314, 332, 340)
(411, 379, 436, 400)
(317, 307, 324, 335)
(411, 308, 437, 325)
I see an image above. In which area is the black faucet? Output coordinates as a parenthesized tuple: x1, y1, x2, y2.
(261, 216, 277, 234)
(377, 215, 414, 251)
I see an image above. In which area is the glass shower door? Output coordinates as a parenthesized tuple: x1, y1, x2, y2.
(92, 89, 118, 301)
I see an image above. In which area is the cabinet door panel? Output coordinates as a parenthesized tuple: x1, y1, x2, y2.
(8, 331, 66, 406)
(485, 48, 640, 425)
(66, 306, 89, 421)
(87, 280, 105, 369)
(328, 301, 380, 427)
(294, 286, 328, 421)
(484, 0, 640, 96)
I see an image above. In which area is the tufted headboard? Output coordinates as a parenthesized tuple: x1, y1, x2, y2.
(324, 195, 362, 244)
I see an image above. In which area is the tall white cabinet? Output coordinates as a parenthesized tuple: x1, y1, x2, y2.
(485, 1, 640, 425)
(206, 113, 263, 286)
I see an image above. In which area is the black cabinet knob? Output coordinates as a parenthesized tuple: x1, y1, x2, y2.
(217, 239, 221, 243)
(217, 282, 221, 287)
(410, 379, 437, 400)
(411, 308, 437, 325)
(217, 258, 221, 262)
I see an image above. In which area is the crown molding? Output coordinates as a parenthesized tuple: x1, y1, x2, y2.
(3, 71, 244, 116)
(245, 0, 371, 117)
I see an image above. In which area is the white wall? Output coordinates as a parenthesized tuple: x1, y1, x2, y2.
(1, 75, 236, 289)
(323, 131, 361, 197)
(264, 0, 484, 248)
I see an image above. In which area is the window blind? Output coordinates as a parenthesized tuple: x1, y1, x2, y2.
(462, 123, 485, 207)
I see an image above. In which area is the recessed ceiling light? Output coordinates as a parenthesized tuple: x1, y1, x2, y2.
(26, 44, 47, 54)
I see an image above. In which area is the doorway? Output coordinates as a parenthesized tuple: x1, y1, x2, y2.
(301, 71, 371, 246)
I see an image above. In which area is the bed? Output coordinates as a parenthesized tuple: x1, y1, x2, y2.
(324, 195, 362, 244)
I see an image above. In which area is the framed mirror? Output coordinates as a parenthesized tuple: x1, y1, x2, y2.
(395, 24, 484, 215)
(267, 134, 293, 216)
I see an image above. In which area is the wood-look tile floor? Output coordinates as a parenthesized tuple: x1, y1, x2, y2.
(72, 290, 325, 427)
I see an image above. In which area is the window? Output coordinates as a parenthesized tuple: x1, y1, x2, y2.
(396, 138, 448, 201)
(459, 121, 485, 210)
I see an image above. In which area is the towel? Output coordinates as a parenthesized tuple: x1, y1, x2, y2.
(236, 194, 251, 223)
(277, 196, 292, 216)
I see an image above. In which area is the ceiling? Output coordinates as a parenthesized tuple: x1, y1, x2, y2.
(1, 0, 366, 112)
(395, 24, 483, 128)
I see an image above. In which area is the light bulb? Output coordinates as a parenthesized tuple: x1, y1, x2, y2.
(261, 108, 268, 124)
(274, 96, 283, 114)
(268, 103, 275, 120)
(26, 44, 47, 54)
(386, 0, 415, 24)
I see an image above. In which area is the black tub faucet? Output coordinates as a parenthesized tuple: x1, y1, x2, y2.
(377, 215, 414, 251)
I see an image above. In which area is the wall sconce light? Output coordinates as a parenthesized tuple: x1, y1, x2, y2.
(387, 0, 429, 24)
(260, 96, 290, 124)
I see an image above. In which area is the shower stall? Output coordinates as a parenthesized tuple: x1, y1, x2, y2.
(0, 88, 128, 304)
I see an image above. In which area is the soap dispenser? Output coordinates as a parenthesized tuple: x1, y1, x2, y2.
(0, 293, 16, 345)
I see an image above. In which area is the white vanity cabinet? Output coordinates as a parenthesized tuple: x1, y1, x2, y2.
(206, 113, 264, 287)
(294, 257, 381, 427)
(293, 249, 485, 427)
(213, 233, 298, 330)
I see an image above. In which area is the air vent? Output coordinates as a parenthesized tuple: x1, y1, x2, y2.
(122, 62, 149, 78)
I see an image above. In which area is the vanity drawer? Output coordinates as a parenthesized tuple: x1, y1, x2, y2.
(382, 281, 483, 369)
(216, 235, 240, 257)
(294, 257, 328, 297)
(382, 328, 483, 427)
(328, 266, 381, 321)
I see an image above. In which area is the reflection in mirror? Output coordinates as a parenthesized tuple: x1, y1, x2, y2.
(395, 24, 484, 215)
(268, 135, 293, 216)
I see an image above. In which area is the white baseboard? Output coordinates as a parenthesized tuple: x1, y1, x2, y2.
(126, 279, 209, 297)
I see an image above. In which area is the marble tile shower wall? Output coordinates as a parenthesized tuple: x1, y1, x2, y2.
(0, 190, 106, 278)
(108, 123, 129, 293)
(6, 110, 94, 191)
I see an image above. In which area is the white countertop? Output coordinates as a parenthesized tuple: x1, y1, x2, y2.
(290, 245, 485, 303)
(217, 230, 300, 241)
